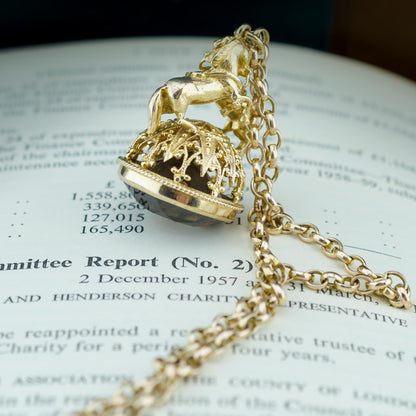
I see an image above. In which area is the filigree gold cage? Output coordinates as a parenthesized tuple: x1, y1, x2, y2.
(119, 119, 245, 225)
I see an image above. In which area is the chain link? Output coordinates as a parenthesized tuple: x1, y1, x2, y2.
(71, 25, 412, 416)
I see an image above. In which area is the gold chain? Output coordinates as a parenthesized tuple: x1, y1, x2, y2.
(71, 25, 412, 416)
(242, 24, 411, 311)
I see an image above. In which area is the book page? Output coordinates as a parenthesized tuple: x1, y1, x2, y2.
(1, 37, 415, 416)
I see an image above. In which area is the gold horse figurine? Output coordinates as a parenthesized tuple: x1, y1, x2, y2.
(119, 25, 271, 226)
(147, 25, 267, 152)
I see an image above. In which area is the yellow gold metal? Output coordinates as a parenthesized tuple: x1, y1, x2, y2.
(125, 119, 245, 201)
(118, 157, 243, 224)
(72, 24, 412, 416)
(119, 26, 270, 225)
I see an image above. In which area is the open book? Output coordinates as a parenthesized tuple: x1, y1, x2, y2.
(1, 36, 415, 416)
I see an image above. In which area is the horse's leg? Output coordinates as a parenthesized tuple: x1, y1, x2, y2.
(233, 127, 250, 154)
(175, 112, 197, 133)
(148, 87, 164, 133)
(218, 95, 251, 154)
(237, 97, 251, 153)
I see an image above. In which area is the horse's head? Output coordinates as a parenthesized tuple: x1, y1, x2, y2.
(200, 37, 251, 78)
(200, 25, 270, 78)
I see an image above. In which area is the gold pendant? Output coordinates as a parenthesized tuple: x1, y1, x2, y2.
(71, 24, 412, 416)
(118, 27, 259, 225)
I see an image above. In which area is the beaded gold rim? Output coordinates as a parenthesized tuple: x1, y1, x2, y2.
(118, 157, 244, 223)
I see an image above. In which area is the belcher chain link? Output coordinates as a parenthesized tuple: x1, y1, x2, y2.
(72, 25, 412, 416)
